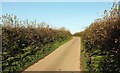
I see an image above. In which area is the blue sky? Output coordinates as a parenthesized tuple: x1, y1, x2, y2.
(1, 0, 119, 2)
(2, 2, 113, 33)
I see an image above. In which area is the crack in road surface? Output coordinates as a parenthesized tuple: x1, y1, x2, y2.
(24, 37, 81, 71)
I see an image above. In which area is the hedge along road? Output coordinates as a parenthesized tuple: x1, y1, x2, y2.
(23, 37, 81, 71)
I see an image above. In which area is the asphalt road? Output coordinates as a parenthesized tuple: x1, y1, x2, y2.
(24, 37, 81, 71)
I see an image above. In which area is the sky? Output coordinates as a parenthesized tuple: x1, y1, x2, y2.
(1, 0, 119, 2)
(1, 1, 114, 34)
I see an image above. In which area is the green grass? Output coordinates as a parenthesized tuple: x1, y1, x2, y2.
(3, 37, 72, 73)
(81, 38, 89, 71)
(80, 38, 103, 72)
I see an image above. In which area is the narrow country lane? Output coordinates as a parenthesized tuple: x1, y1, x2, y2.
(24, 37, 81, 71)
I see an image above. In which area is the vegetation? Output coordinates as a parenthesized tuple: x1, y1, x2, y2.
(75, 1, 120, 72)
(73, 31, 83, 37)
(1, 14, 72, 72)
(81, 38, 89, 71)
(1, 1, 120, 73)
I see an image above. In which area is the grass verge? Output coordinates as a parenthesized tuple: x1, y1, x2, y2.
(81, 38, 89, 71)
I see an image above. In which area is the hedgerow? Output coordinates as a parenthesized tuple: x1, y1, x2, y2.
(75, 2, 120, 72)
(1, 14, 72, 72)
